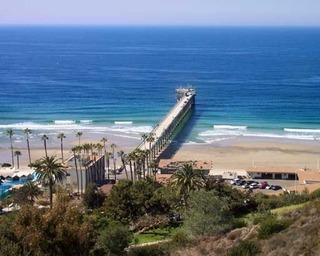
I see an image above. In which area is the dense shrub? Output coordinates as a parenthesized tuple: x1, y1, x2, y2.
(255, 192, 310, 210)
(227, 240, 260, 256)
(258, 217, 292, 239)
(128, 243, 170, 256)
(170, 228, 193, 248)
(183, 190, 233, 235)
(92, 221, 132, 256)
(231, 218, 247, 229)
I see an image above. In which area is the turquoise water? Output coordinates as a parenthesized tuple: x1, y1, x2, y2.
(0, 26, 319, 146)
(0, 180, 29, 199)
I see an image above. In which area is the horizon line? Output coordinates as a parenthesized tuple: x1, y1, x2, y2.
(0, 23, 320, 28)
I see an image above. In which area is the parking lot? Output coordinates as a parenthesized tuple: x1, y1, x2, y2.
(230, 178, 298, 195)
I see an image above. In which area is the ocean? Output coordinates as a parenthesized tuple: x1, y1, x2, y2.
(0, 26, 320, 149)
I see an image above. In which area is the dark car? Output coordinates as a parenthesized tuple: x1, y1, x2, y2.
(271, 185, 282, 190)
(236, 180, 246, 186)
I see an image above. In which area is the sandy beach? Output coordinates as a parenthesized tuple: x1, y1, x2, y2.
(1, 131, 319, 172)
(0, 131, 140, 169)
(171, 137, 320, 170)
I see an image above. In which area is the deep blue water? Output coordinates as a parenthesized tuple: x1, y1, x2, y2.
(0, 26, 319, 145)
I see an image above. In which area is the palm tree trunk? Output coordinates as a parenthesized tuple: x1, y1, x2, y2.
(44, 141, 48, 157)
(107, 157, 110, 180)
(27, 138, 31, 164)
(122, 158, 128, 179)
(49, 179, 53, 209)
(10, 138, 14, 167)
(79, 153, 83, 195)
(60, 138, 64, 163)
(129, 161, 133, 181)
(73, 152, 80, 197)
(16, 155, 20, 169)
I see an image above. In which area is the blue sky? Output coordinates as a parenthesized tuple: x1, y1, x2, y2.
(1, 0, 320, 26)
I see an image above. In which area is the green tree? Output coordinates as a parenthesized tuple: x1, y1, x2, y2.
(14, 200, 95, 255)
(93, 221, 132, 256)
(24, 128, 32, 164)
(6, 128, 14, 167)
(170, 163, 204, 208)
(146, 133, 155, 159)
(183, 190, 232, 235)
(104, 180, 134, 223)
(101, 137, 107, 153)
(14, 150, 22, 169)
(13, 181, 42, 205)
(71, 146, 80, 196)
(141, 133, 148, 149)
(31, 156, 66, 208)
(57, 132, 66, 163)
(76, 131, 83, 147)
(0, 236, 21, 256)
(41, 134, 49, 157)
(83, 183, 105, 209)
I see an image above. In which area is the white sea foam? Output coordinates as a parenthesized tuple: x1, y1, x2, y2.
(54, 120, 76, 124)
(109, 125, 153, 135)
(79, 120, 93, 123)
(284, 128, 320, 134)
(114, 121, 133, 125)
(213, 125, 247, 130)
(198, 126, 318, 144)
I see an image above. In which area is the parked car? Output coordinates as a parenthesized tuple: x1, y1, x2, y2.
(242, 180, 255, 189)
(230, 179, 240, 185)
(249, 182, 259, 189)
(259, 182, 269, 189)
(236, 180, 246, 186)
(271, 185, 282, 190)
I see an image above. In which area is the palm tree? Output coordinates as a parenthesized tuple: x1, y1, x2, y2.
(170, 163, 204, 209)
(118, 150, 128, 179)
(41, 134, 49, 157)
(71, 146, 80, 196)
(141, 133, 148, 149)
(127, 152, 135, 181)
(24, 128, 32, 164)
(110, 143, 117, 180)
(24, 181, 42, 205)
(14, 150, 22, 169)
(76, 131, 83, 147)
(146, 133, 156, 160)
(31, 156, 66, 208)
(6, 129, 14, 167)
(149, 160, 158, 181)
(105, 152, 112, 180)
(101, 137, 107, 153)
(101, 137, 108, 180)
(96, 143, 103, 156)
(57, 132, 66, 163)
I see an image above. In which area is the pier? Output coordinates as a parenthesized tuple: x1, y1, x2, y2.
(133, 87, 196, 175)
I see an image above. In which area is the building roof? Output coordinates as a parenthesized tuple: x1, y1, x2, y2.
(286, 183, 320, 194)
(246, 166, 299, 174)
(158, 159, 211, 171)
(155, 174, 173, 185)
(297, 170, 320, 184)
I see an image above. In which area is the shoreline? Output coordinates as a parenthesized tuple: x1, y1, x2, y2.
(0, 134, 319, 171)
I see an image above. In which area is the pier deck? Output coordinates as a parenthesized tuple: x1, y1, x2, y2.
(137, 88, 195, 159)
